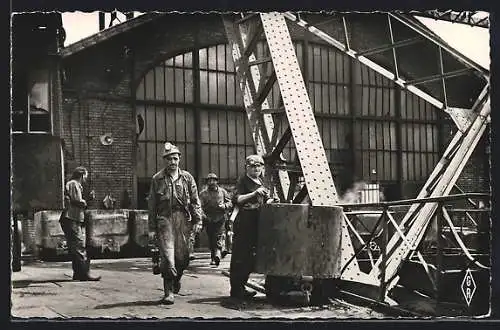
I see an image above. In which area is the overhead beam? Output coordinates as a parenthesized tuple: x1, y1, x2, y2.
(389, 12, 489, 77)
(405, 67, 475, 86)
(357, 37, 423, 56)
(283, 11, 488, 122)
(412, 10, 489, 28)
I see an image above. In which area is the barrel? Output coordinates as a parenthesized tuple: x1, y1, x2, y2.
(85, 209, 130, 257)
(256, 203, 343, 278)
(34, 210, 70, 259)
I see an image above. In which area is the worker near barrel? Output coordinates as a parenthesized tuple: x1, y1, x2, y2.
(199, 173, 232, 267)
(148, 142, 203, 305)
(229, 154, 277, 299)
(59, 166, 100, 281)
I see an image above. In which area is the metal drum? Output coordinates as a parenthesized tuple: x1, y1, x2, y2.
(34, 210, 70, 260)
(256, 203, 343, 304)
(85, 209, 130, 257)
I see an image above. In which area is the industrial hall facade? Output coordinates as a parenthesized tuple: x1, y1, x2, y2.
(11, 12, 490, 250)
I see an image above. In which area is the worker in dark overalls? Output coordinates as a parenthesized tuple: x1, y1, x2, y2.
(148, 142, 203, 305)
(59, 166, 100, 281)
(229, 155, 275, 299)
(199, 173, 232, 267)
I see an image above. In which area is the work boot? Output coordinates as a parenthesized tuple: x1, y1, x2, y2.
(161, 278, 174, 305)
(230, 288, 256, 300)
(214, 256, 220, 267)
(73, 273, 101, 281)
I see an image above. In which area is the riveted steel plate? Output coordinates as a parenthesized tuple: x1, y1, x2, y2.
(256, 203, 343, 278)
(260, 13, 339, 206)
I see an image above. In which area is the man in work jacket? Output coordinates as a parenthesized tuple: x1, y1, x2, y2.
(148, 142, 203, 305)
(229, 154, 276, 300)
(199, 173, 232, 267)
(59, 166, 100, 281)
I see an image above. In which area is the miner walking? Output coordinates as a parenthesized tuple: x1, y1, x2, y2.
(148, 142, 203, 305)
(199, 173, 232, 267)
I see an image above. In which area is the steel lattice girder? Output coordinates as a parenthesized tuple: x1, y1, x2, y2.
(281, 12, 490, 294)
(223, 12, 490, 300)
(410, 10, 490, 29)
(283, 12, 488, 117)
(222, 16, 291, 200)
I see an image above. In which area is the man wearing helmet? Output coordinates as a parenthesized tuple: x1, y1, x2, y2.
(199, 173, 232, 267)
(148, 142, 203, 305)
(229, 154, 276, 300)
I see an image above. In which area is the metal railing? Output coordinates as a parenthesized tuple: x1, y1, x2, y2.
(339, 192, 490, 302)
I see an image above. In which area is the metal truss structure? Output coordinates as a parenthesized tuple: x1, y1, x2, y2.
(410, 10, 489, 29)
(222, 11, 490, 306)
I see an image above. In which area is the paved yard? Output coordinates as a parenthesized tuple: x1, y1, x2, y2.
(11, 253, 386, 319)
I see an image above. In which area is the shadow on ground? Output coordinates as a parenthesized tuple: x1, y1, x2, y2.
(188, 296, 275, 311)
(12, 279, 75, 289)
(94, 299, 164, 309)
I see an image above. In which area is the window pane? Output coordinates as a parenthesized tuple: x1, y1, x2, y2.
(208, 72, 217, 104)
(176, 109, 186, 142)
(155, 107, 166, 141)
(165, 67, 175, 101)
(174, 69, 185, 102)
(185, 109, 195, 142)
(200, 110, 210, 143)
(29, 70, 49, 111)
(145, 105, 156, 140)
(226, 73, 236, 105)
(208, 46, 217, 70)
(29, 113, 50, 132)
(184, 69, 194, 103)
(154, 66, 165, 100)
(217, 72, 227, 104)
(217, 44, 226, 71)
(199, 48, 208, 70)
(183, 52, 193, 68)
(200, 70, 208, 104)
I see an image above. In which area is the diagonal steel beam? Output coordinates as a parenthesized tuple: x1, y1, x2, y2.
(254, 71, 277, 108)
(243, 20, 264, 57)
(267, 126, 292, 161)
(357, 37, 423, 56)
(405, 67, 475, 86)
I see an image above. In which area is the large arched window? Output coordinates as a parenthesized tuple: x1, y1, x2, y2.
(135, 41, 442, 206)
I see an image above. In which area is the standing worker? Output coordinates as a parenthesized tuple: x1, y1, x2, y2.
(59, 166, 100, 281)
(199, 173, 232, 267)
(229, 155, 276, 299)
(148, 142, 203, 305)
